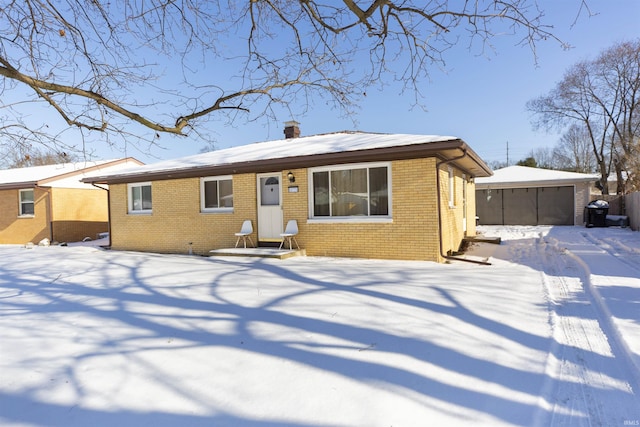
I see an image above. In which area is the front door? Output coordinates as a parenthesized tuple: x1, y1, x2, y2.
(257, 173, 283, 242)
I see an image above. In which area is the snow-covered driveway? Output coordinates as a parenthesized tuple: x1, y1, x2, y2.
(476, 226, 640, 426)
(0, 226, 638, 426)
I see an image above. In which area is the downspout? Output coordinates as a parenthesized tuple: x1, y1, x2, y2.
(91, 183, 111, 248)
(36, 185, 54, 243)
(435, 150, 491, 265)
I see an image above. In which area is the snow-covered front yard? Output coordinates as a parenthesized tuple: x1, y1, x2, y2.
(1, 226, 639, 426)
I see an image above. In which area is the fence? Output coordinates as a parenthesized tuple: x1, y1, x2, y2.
(588, 193, 640, 230)
(597, 194, 624, 215)
(625, 192, 640, 231)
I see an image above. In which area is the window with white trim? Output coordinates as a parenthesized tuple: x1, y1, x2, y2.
(310, 163, 390, 219)
(128, 182, 152, 213)
(19, 189, 35, 216)
(201, 176, 233, 212)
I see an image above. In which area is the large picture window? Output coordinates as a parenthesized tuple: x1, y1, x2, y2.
(19, 189, 34, 216)
(201, 176, 233, 212)
(128, 182, 152, 213)
(310, 163, 390, 219)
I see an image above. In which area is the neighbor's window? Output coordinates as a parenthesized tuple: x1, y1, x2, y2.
(310, 163, 390, 219)
(201, 176, 233, 212)
(19, 189, 35, 216)
(128, 182, 152, 213)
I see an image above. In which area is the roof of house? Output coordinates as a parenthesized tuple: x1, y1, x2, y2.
(0, 158, 143, 190)
(607, 170, 628, 183)
(475, 165, 599, 188)
(83, 131, 493, 184)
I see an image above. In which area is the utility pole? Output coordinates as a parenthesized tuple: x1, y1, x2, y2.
(506, 141, 509, 166)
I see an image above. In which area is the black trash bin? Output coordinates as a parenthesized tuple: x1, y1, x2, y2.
(584, 200, 609, 227)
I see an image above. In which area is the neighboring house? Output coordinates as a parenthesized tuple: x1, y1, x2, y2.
(604, 170, 629, 195)
(83, 124, 492, 262)
(0, 158, 143, 244)
(475, 165, 599, 226)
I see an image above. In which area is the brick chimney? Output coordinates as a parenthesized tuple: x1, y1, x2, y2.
(284, 121, 301, 139)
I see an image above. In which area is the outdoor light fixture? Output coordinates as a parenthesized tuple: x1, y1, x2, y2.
(287, 171, 295, 183)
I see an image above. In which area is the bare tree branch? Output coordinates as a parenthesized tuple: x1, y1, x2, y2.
(528, 39, 640, 194)
(0, 0, 583, 155)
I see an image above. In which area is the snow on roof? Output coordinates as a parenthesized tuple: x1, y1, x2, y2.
(87, 131, 461, 179)
(0, 159, 138, 187)
(476, 165, 598, 187)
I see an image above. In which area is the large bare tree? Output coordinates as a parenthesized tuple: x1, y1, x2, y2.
(528, 39, 640, 194)
(552, 123, 597, 173)
(1, 1, 579, 156)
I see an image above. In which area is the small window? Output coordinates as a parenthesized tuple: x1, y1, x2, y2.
(201, 176, 233, 212)
(128, 182, 152, 213)
(19, 189, 35, 216)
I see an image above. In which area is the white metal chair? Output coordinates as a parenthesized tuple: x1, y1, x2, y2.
(279, 219, 300, 250)
(234, 220, 254, 248)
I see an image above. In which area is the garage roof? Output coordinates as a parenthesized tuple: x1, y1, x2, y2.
(476, 166, 598, 188)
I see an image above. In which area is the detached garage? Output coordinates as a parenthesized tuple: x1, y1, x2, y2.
(475, 166, 598, 226)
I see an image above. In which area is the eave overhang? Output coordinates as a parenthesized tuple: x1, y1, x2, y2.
(0, 182, 38, 191)
(476, 177, 598, 189)
(83, 139, 493, 185)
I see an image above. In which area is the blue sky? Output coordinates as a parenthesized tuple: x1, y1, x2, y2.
(7, 1, 640, 167)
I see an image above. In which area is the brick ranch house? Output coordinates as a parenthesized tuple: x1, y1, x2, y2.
(83, 124, 493, 262)
(0, 158, 143, 245)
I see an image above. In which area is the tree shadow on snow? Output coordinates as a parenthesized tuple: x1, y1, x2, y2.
(0, 246, 633, 426)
